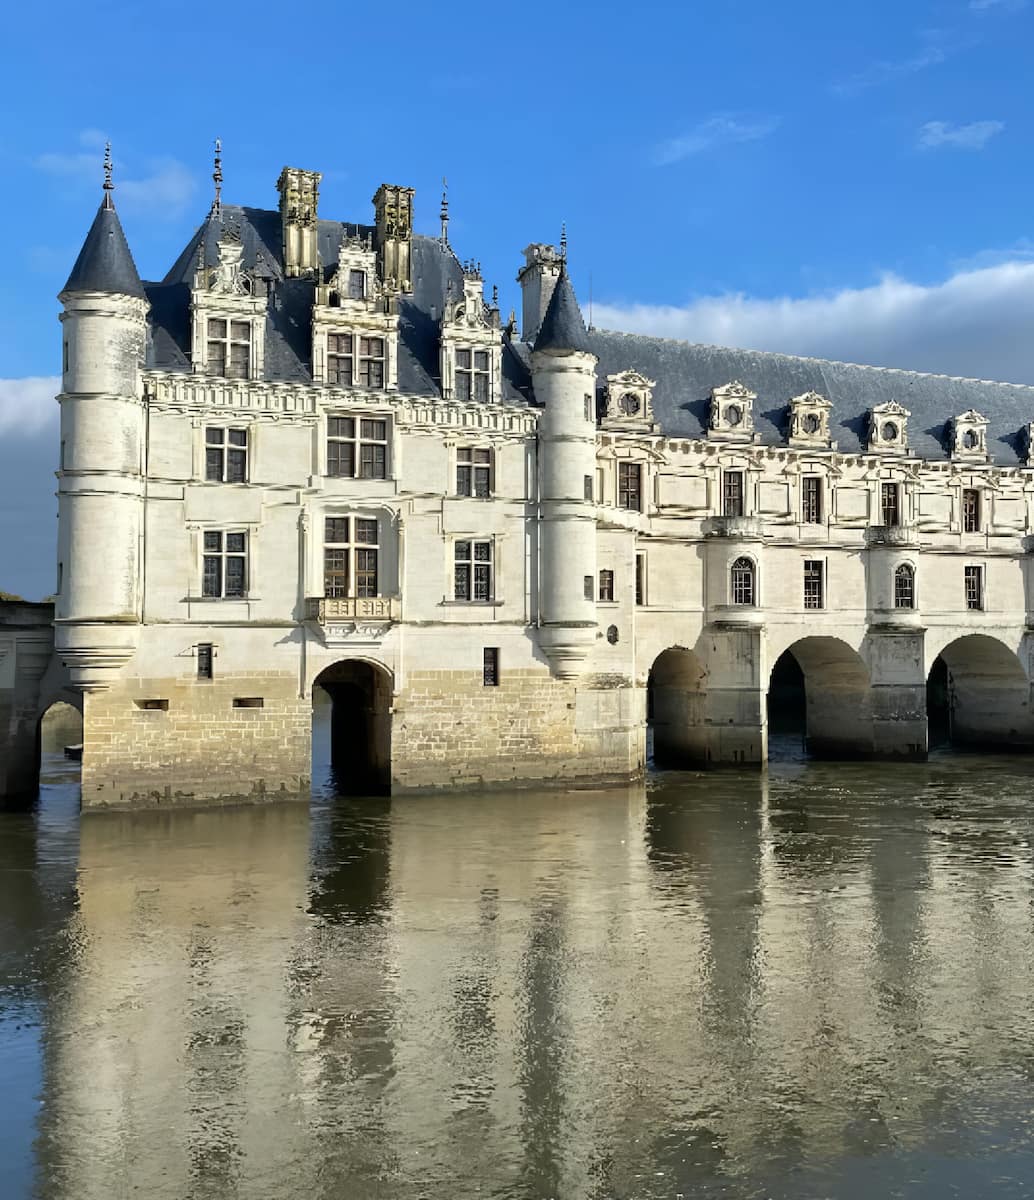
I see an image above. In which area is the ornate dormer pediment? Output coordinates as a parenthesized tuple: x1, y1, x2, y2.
(316, 231, 391, 316)
(196, 226, 260, 298)
(190, 225, 267, 378)
(439, 263, 502, 403)
(709, 381, 756, 441)
(602, 369, 657, 432)
(442, 262, 502, 333)
(868, 401, 910, 454)
(951, 409, 989, 461)
(788, 390, 833, 448)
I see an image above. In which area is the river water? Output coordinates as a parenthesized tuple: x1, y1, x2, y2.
(4, 738, 1034, 1199)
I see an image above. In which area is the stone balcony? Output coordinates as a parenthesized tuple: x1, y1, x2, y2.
(865, 523, 920, 548)
(304, 596, 400, 647)
(702, 515, 764, 540)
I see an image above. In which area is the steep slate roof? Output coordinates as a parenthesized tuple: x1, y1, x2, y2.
(62, 200, 146, 299)
(138, 203, 1034, 465)
(533, 264, 591, 354)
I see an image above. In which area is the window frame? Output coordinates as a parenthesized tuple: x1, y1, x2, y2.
(201, 529, 249, 599)
(454, 539, 494, 603)
(730, 556, 756, 607)
(618, 462, 643, 512)
(962, 488, 981, 534)
(881, 481, 901, 528)
(723, 470, 745, 518)
(599, 569, 615, 603)
(894, 563, 915, 610)
(323, 515, 380, 600)
(206, 317, 251, 380)
(457, 446, 493, 498)
(204, 426, 249, 484)
(325, 414, 390, 480)
(801, 475, 822, 524)
(803, 559, 824, 610)
(964, 564, 984, 611)
(483, 647, 500, 686)
(454, 347, 491, 403)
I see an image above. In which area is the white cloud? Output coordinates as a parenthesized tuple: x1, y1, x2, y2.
(0, 378, 61, 437)
(919, 119, 1004, 149)
(34, 134, 197, 219)
(833, 29, 962, 95)
(653, 115, 780, 166)
(592, 259, 1034, 386)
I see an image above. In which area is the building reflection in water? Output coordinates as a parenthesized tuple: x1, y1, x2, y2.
(20, 759, 1034, 1197)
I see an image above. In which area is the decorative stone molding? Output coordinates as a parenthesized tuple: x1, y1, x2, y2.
(373, 183, 414, 293)
(703, 515, 764, 539)
(865, 523, 919, 548)
(951, 409, 990, 462)
(601, 369, 657, 432)
(788, 391, 833, 448)
(439, 264, 502, 403)
(868, 401, 910, 453)
(709, 382, 755, 441)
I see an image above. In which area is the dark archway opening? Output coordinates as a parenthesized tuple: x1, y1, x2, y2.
(647, 647, 708, 768)
(926, 657, 951, 748)
(767, 651, 807, 759)
(313, 661, 392, 796)
(927, 637, 1032, 752)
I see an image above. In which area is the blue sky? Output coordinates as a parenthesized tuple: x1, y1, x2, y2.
(3, 0, 1034, 598)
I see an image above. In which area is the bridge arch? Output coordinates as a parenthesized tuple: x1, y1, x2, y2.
(312, 659, 393, 795)
(926, 634, 1032, 750)
(768, 636, 873, 759)
(647, 646, 708, 767)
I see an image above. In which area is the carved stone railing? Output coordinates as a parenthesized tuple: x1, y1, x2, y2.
(305, 596, 400, 623)
(702, 515, 764, 540)
(865, 524, 919, 548)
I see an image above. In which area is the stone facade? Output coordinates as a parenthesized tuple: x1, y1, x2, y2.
(5, 158, 1034, 809)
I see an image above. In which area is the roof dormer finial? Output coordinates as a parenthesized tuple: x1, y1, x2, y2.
(440, 176, 449, 247)
(102, 141, 114, 209)
(560, 221, 567, 262)
(212, 138, 223, 217)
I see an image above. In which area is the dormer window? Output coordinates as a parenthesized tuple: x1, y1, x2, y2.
(359, 337, 385, 388)
(456, 349, 490, 402)
(206, 318, 251, 380)
(327, 333, 353, 384)
(709, 382, 756, 441)
(601, 370, 656, 431)
(348, 270, 366, 300)
(788, 391, 833, 448)
(868, 402, 910, 453)
(952, 410, 989, 461)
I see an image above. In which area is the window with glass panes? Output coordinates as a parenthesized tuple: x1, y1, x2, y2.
(358, 336, 385, 388)
(326, 416, 388, 479)
(731, 557, 755, 606)
(457, 448, 492, 497)
(454, 540, 493, 601)
(803, 560, 824, 609)
(205, 427, 248, 483)
(455, 348, 490, 402)
(894, 564, 915, 609)
(802, 476, 822, 523)
(599, 569, 615, 602)
(965, 565, 983, 610)
(206, 318, 250, 379)
(881, 482, 901, 527)
(723, 471, 744, 517)
(963, 488, 980, 533)
(348, 270, 366, 299)
(323, 516, 379, 598)
(618, 462, 642, 511)
(326, 333, 353, 385)
(202, 531, 247, 598)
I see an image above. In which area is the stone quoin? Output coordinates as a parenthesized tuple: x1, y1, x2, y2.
(4, 147, 1034, 809)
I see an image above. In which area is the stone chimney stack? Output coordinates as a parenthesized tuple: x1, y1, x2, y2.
(517, 243, 563, 343)
(372, 184, 415, 293)
(277, 167, 321, 277)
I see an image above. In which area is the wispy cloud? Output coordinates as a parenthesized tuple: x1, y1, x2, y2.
(970, 0, 1026, 11)
(34, 131, 197, 219)
(0, 377, 60, 437)
(833, 29, 964, 95)
(919, 119, 1005, 150)
(653, 114, 780, 166)
(593, 259, 1034, 385)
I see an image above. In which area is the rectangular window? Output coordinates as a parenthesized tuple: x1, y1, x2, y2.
(206, 318, 251, 380)
(803, 560, 824, 610)
(197, 643, 214, 680)
(483, 647, 499, 687)
(205, 427, 248, 483)
(802, 476, 822, 524)
(723, 471, 744, 518)
(326, 415, 388, 479)
(894, 566, 915, 610)
(599, 569, 615, 602)
(881, 482, 900, 527)
(233, 697, 264, 709)
(455, 540, 493, 602)
(348, 270, 366, 300)
(584, 474, 594, 502)
(963, 488, 980, 533)
(635, 553, 646, 606)
(618, 462, 642, 511)
(584, 395, 594, 423)
(201, 531, 247, 599)
(358, 336, 385, 388)
(583, 575, 594, 601)
(965, 565, 984, 611)
(457, 448, 492, 497)
(327, 332, 354, 386)
(323, 516, 379, 598)
(455, 348, 491, 403)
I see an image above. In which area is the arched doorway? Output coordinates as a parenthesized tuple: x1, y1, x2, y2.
(768, 638, 873, 760)
(927, 635, 1032, 751)
(648, 647, 708, 767)
(312, 660, 392, 795)
(36, 700, 83, 809)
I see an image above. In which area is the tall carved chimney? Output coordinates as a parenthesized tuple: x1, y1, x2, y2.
(276, 167, 321, 277)
(372, 184, 415, 293)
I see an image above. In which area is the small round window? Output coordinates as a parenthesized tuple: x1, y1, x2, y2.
(962, 428, 979, 450)
(882, 421, 899, 442)
(606, 625, 619, 645)
(802, 412, 820, 434)
(726, 404, 743, 427)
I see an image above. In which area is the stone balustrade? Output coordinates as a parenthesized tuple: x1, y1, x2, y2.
(305, 596, 401, 623)
(703, 515, 764, 540)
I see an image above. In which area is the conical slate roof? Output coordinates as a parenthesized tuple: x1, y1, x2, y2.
(533, 263, 591, 354)
(61, 198, 146, 299)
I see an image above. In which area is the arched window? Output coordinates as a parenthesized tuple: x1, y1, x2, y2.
(894, 563, 915, 609)
(731, 557, 756, 606)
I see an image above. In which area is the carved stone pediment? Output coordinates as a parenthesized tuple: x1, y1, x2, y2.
(710, 381, 755, 441)
(602, 369, 656, 430)
(868, 401, 910, 453)
(952, 409, 989, 461)
(788, 391, 833, 448)
(203, 227, 257, 297)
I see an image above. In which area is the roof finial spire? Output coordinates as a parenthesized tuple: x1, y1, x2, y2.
(212, 137, 223, 217)
(560, 221, 567, 263)
(440, 176, 449, 247)
(102, 141, 114, 210)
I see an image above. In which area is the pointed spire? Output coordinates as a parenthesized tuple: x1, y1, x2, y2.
(212, 137, 223, 217)
(560, 222, 567, 262)
(440, 176, 449, 247)
(102, 142, 114, 211)
(533, 262, 590, 354)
